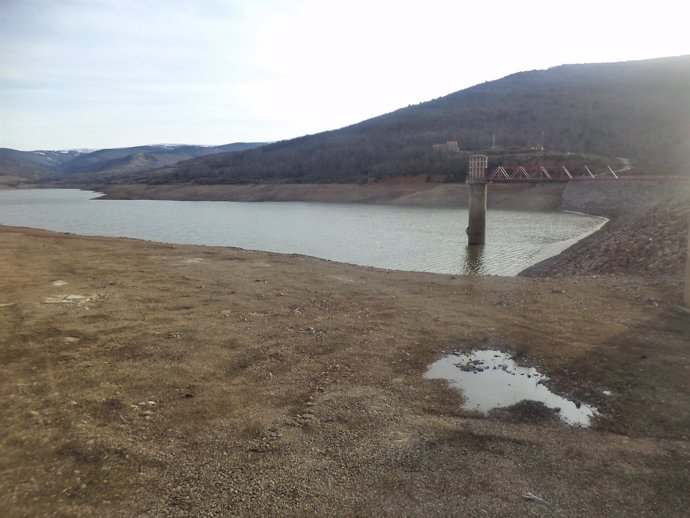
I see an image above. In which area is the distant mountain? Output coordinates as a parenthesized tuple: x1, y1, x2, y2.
(146, 55, 690, 185)
(0, 147, 92, 169)
(54, 143, 266, 175)
(0, 148, 88, 185)
(0, 143, 267, 184)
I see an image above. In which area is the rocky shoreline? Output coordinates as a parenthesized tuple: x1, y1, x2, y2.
(522, 180, 690, 287)
(87, 178, 687, 215)
(92, 180, 568, 211)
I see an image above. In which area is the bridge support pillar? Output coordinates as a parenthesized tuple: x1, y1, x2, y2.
(466, 155, 488, 245)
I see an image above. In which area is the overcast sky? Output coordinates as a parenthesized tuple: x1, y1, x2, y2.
(1, 0, 688, 151)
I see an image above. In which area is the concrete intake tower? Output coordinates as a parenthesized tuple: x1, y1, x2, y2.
(466, 154, 488, 245)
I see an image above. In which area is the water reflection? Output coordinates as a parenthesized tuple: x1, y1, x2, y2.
(424, 350, 598, 427)
(464, 245, 485, 275)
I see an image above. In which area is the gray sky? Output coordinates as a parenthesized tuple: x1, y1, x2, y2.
(1, 0, 688, 151)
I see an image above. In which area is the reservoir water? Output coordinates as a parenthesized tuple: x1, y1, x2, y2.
(0, 189, 606, 276)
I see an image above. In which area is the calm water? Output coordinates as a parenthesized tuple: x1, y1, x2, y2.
(424, 350, 598, 427)
(0, 189, 606, 276)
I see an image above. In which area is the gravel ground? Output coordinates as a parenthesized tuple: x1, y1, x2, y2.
(522, 197, 689, 282)
(1, 223, 689, 517)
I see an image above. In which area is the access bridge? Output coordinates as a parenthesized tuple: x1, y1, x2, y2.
(487, 163, 626, 182)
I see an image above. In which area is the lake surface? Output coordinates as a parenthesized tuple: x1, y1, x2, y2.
(0, 189, 606, 276)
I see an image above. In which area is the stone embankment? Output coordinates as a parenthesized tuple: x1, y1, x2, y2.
(523, 180, 690, 286)
(560, 179, 688, 218)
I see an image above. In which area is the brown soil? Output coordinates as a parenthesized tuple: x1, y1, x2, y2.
(93, 182, 566, 211)
(1, 223, 689, 517)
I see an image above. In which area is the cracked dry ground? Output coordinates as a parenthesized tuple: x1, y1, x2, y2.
(1, 225, 689, 517)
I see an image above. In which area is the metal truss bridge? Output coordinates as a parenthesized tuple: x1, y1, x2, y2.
(487, 163, 627, 182)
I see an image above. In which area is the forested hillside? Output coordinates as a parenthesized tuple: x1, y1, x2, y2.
(148, 55, 690, 185)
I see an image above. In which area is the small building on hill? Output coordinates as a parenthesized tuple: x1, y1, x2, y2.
(432, 141, 460, 152)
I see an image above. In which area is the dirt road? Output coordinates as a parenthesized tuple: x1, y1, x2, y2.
(1, 225, 689, 517)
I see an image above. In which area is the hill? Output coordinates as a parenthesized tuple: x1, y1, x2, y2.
(0, 143, 267, 185)
(0, 156, 54, 186)
(54, 143, 266, 176)
(146, 55, 690, 186)
(0, 148, 89, 186)
(0, 147, 91, 169)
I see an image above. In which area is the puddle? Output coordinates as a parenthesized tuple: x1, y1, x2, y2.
(424, 350, 597, 427)
(43, 294, 94, 305)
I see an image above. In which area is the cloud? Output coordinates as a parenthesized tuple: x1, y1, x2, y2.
(1, 0, 688, 149)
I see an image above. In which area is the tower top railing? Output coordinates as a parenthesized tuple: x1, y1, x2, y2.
(468, 154, 488, 184)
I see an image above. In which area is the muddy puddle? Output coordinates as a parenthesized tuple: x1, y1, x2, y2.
(425, 350, 597, 427)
